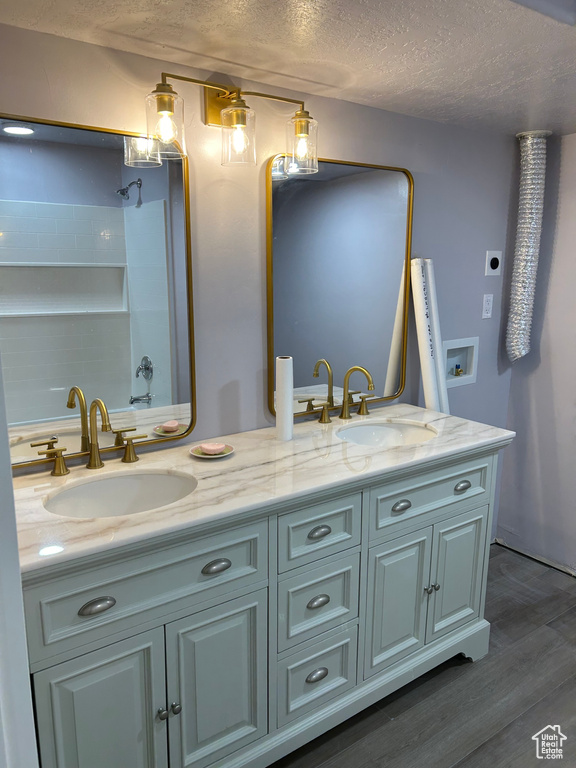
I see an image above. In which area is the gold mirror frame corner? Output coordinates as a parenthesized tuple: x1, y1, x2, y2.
(265, 155, 414, 419)
(0, 113, 196, 470)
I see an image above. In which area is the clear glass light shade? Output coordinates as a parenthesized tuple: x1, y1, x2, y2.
(145, 87, 186, 160)
(286, 113, 318, 175)
(221, 105, 256, 166)
(124, 136, 162, 168)
(271, 154, 288, 180)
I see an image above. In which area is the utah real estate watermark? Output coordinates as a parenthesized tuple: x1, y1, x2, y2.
(532, 725, 567, 760)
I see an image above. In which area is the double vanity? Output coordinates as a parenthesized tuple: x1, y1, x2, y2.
(13, 404, 514, 768)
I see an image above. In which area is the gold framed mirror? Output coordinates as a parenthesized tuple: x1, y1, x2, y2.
(266, 155, 413, 417)
(0, 114, 195, 468)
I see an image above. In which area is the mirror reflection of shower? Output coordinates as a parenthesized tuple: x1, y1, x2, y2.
(116, 178, 142, 208)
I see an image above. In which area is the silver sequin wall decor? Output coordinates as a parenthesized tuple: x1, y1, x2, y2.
(506, 130, 551, 362)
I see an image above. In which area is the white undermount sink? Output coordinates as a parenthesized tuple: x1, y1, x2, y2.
(336, 420, 437, 448)
(44, 470, 198, 518)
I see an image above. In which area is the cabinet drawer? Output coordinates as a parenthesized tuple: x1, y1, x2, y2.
(24, 520, 268, 666)
(277, 494, 362, 573)
(278, 553, 360, 652)
(277, 627, 358, 726)
(369, 457, 491, 541)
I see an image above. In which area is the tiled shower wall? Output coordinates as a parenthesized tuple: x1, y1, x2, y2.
(125, 200, 173, 409)
(0, 200, 131, 424)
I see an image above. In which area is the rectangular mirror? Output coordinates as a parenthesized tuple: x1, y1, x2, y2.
(0, 116, 195, 466)
(267, 156, 413, 416)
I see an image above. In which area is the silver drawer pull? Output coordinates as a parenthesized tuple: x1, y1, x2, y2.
(201, 558, 232, 575)
(433, 583, 441, 591)
(157, 708, 169, 721)
(306, 594, 331, 610)
(305, 667, 329, 684)
(424, 585, 434, 595)
(391, 499, 412, 514)
(78, 596, 116, 617)
(171, 702, 182, 715)
(307, 524, 332, 541)
(454, 479, 472, 494)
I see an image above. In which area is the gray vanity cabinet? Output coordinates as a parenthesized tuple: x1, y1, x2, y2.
(365, 506, 489, 678)
(33, 591, 268, 768)
(165, 591, 268, 768)
(33, 628, 168, 768)
(26, 449, 505, 768)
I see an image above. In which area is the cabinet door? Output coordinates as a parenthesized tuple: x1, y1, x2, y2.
(33, 628, 168, 768)
(426, 506, 488, 643)
(166, 590, 268, 768)
(365, 529, 432, 679)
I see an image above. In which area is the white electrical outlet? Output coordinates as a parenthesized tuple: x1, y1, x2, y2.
(485, 250, 502, 276)
(482, 294, 493, 319)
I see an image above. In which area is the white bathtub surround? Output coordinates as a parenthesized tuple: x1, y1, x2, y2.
(13, 404, 513, 573)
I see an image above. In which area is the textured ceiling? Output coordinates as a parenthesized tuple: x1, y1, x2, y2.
(2, 0, 576, 135)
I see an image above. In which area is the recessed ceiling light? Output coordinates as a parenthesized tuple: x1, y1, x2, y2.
(2, 124, 35, 135)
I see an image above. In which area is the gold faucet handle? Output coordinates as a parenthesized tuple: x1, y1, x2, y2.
(121, 435, 148, 464)
(37, 447, 70, 476)
(347, 390, 361, 404)
(357, 394, 377, 416)
(30, 437, 59, 450)
(297, 398, 317, 414)
(111, 426, 137, 447)
(316, 402, 332, 424)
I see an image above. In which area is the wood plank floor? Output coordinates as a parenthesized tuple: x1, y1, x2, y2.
(270, 544, 576, 768)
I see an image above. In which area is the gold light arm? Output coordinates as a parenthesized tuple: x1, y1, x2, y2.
(156, 72, 310, 127)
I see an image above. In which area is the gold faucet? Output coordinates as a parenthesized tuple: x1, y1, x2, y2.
(87, 398, 112, 469)
(66, 386, 89, 452)
(313, 359, 334, 406)
(340, 366, 375, 420)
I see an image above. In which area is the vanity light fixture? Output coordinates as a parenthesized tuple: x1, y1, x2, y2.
(124, 135, 162, 168)
(2, 123, 34, 135)
(145, 73, 319, 172)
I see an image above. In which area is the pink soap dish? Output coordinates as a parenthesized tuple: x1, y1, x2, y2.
(190, 443, 234, 459)
(153, 423, 188, 436)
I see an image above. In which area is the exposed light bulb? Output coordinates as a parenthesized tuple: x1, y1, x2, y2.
(156, 113, 177, 143)
(232, 125, 248, 155)
(134, 136, 152, 152)
(296, 137, 309, 160)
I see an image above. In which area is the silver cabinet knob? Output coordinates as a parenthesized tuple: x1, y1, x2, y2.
(391, 499, 412, 514)
(454, 479, 472, 494)
(307, 524, 332, 541)
(305, 667, 329, 684)
(201, 558, 232, 575)
(171, 702, 182, 715)
(78, 596, 116, 617)
(433, 583, 441, 591)
(424, 585, 434, 595)
(306, 594, 331, 610)
(157, 708, 169, 721)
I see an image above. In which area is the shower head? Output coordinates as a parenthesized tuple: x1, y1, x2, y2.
(116, 178, 142, 200)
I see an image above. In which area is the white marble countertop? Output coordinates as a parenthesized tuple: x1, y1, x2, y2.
(12, 404, 514, 574)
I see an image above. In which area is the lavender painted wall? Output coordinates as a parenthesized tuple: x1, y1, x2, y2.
(498, 133, 576, 573)
(273, 170, 407, 390)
